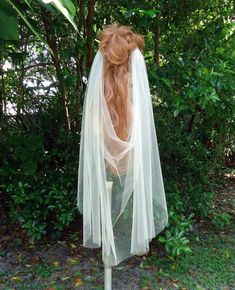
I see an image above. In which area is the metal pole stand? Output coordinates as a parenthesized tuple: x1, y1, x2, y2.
(104, 181, 113, 290)
(104, 264, 112, 290)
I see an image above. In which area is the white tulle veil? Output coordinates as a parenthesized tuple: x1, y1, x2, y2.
(77, 47, 168, 267)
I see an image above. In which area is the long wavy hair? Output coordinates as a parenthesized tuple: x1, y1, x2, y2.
(99, 23, 144, 141)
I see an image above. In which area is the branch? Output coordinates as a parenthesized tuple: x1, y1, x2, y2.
(1, 62, 54, 74)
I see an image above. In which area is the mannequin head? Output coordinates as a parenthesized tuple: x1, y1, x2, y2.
(99, 23, 144, 142)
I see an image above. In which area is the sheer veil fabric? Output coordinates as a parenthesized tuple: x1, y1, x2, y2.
(77, 47, 168, 267)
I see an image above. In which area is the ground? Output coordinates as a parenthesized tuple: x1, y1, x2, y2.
(0, 172, 234, 290)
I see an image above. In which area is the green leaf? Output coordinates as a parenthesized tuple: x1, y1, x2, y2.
(176, 248, 181, 256)
(178, 230, 185, 238)
(61, 0, 76, 16)
(0, 10, 19, 41)
(140, 9, 159, 17)
(7, 0, 55, 56)
(158, 236, 166, 243)
(184, 247, 193, 254)
(7, 0, 40, 39)
(23, 0, 33, 9)
(173, 109, 179, 117)
(161, 77, 171, 87)
(181, 239, 190, 245)
(41, 0, 78, 31)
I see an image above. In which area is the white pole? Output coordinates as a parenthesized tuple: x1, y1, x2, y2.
(104, 181, 113, 290)
(104, 265, 112, 290)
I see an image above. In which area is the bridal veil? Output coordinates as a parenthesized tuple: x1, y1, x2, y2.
(77, 46, 168, 267)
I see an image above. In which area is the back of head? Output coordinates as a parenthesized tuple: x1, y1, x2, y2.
(99, 23, 144, 142)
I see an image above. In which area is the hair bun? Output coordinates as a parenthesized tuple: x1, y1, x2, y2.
(99, 23, 144, 65)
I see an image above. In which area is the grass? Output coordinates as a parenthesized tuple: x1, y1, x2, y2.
(140, 228, 235, 289)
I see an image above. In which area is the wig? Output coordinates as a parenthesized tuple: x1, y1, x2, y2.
(99, 23, 144, 142)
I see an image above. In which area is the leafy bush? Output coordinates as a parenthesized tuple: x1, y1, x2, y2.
(158, 210, 194, 258)
(211, 212, 231, 229)
(0, 132, 78, 241)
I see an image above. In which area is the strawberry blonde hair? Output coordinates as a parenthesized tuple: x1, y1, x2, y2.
(99, 23, 144, 141)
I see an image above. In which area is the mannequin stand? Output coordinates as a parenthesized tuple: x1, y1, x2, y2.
(104, 265, 112, 290)
(104, 181, 113, 290)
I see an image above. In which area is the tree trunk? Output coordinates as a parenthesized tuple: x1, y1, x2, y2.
(17, 24, 26, 116)
(154, 12, 160, 65)
(85, 0, 95, 68)
(74, 0, 86, 134)
(41, 10, 71, 131)
(186, 113, 196, 133)
(0, 74, 3, 121)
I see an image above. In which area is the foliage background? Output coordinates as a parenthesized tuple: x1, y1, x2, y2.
(0, 0, 234, 255)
